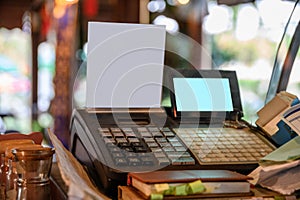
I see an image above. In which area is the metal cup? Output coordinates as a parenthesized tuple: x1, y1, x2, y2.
(12, 147, 55, 200)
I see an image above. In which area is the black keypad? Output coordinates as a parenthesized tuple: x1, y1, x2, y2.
(98, 127, 195, 167)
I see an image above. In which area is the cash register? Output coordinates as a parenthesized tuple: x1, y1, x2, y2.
(69, 69, 276, 196)
(69, 22, 275, 197)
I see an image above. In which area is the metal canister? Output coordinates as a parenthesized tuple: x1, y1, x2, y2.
(12, 147, 55, 200)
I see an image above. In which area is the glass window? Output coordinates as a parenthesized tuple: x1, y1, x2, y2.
(150, 0, 299, 123)
(0, 28, 32, 132)
(204, 0, 300, 122)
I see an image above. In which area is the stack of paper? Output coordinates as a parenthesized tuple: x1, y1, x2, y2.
(249, 136, 300, 195)
(47, 128, 110, 200)
(255, 91, 299, 146)
(256, 91, 298, 136)
(282, 103, 300, 136)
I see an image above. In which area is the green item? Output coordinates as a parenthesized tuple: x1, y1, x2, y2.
(186, 180, 206, 194)
(150, 193, 164, 200)
(260, 136, 300, 166)
(174, 184, 187, 196)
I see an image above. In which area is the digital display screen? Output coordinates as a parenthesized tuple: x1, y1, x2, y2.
(173, 78, 234, 112)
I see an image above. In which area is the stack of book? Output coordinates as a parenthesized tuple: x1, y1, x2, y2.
(119, 169, 253, 199)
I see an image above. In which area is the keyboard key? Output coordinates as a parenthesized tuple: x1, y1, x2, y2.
(128, 157, 141, 166)
(171, 157, 195, 165)
(171, 142, 183, 147)
(122, 147, 134, 152)
(144, 138, 155, 143)
(111, 128, 122, 132)
(147, 142, 159, 148)
(162, 147, 175, 152)
(131, 142, 144, 147)
(140, 156, 155, 165)
(127, 137, 139, 143)
(125, 152, 138, 158)
(104, 138, 116, 145)
(140, 132, 152, 137)
(153, 152, 166, 158)
(115, 158, 127, 166)
(150, 147, 163, 153)
(98, 128, 110, 133)
(148, 127, 160, 132)
(152, 131, 163, 137)
(163, 131, 175, 137)
(101, 131, 113, 137)
(157, 158, 170, 166)
(122, 128, 133, 132)
(134, 146, 148, 152)
(124, 132, 136, 138)
(155, 138, 167, 143)
(112, 152, 124, 158)
(159, 143, 172, 148)
(174, 146, 187, 152)
(109, 146, 122, 153)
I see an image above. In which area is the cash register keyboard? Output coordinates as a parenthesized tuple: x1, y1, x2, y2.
(173, 127, 274, 164)
(98, 126, 274, 167)
(99, 127, 195, 167)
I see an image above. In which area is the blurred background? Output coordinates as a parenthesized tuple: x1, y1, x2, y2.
(0, 0, 299, 147)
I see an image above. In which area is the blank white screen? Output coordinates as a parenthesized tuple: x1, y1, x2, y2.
(173, 78, 234, 112)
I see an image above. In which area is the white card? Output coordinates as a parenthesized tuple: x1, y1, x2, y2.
(86, 22, 166, 108)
